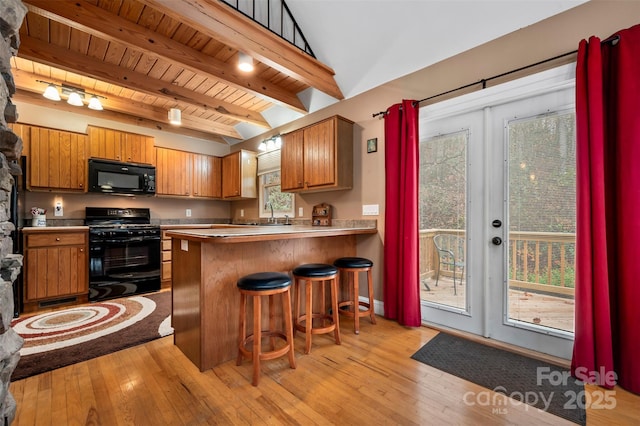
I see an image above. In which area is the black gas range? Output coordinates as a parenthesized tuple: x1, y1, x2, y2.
(85, 207, 161, 302)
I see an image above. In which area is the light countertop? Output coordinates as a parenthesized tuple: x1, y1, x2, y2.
(165, 225, 377, 244)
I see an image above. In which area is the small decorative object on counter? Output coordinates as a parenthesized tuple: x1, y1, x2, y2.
(312, 203, 332, 226)
(31, 207, 47, 227)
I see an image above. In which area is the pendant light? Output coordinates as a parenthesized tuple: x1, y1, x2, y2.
(67, 91, 84, 106)
(88, 95, 104, 111)
(43, 84, 61, 101)
(168, 108, 182, 125)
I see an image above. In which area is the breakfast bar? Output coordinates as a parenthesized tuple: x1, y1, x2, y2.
(166, 225, 377, 371)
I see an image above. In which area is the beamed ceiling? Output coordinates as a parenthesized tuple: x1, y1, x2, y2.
(11, 0, 343, 145)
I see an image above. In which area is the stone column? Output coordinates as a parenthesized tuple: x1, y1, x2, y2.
(0, 0, 27, 424)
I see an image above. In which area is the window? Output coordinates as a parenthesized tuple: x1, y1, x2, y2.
(258, 150, 295, 219)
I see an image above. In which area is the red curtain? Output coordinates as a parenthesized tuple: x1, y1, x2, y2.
(572, 25, 640, 395)
(383, 99, 421, 327)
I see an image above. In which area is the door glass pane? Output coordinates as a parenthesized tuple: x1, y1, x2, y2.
(507, 111, 576, 333)
(419, 130, 467, 309)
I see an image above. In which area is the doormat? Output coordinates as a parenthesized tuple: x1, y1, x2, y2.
(10, 290, 173, 381)
(411, 332, 586, 425)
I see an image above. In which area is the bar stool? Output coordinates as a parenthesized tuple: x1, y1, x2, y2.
(334, 257, 376, 334)
(236, 272, 296, 386)
(293, 263, 341, 354)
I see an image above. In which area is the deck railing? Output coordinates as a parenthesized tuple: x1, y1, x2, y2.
(419, 229, 576, 297)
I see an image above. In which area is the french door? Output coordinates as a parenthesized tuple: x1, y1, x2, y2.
(419, 65, 576, 359)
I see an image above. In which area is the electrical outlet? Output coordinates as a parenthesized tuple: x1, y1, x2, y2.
(54, 201, 63, 217)
(186, 209, 192, 217)
(362, 204, 379, 216)
(298, 207, 304, 217)
(240, 209, 244, 217)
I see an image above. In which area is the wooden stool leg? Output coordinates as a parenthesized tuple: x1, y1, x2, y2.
(252, 295, 262, 386)
(330, 276, 341, 345)
(293, 278, 300, 338)
(282, 288, 296, 368)
(305, 279, 313, 354)
(353, 270, 360, 334)
(237, 293, 247, 365)
(269, 294, 276, 350)
(367, 268, 376, 324)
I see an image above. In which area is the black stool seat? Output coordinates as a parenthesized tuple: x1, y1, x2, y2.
(333, 256, 376, 334)
(293, 263, 338, 278)
(237, 272, 291, 291)
(333, 257, 373, 269)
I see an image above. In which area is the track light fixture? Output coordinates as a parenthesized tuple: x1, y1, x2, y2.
(37, 80, 105, 110)
(258, 135, 282, 152)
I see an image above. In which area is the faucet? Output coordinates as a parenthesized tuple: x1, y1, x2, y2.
(268, 203, 276, 223)
(284, 215, 290, 225)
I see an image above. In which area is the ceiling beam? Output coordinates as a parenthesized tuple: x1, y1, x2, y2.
(14, 70, 242, 139)
(14, 89, 229, 144)
(24, 0, 307, 113)
(139, 0, 344, 101)
(16, 36, 255, 138)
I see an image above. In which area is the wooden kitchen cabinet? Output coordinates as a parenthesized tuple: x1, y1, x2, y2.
(221, 150, 257, 199)
(88, 126, 156, 165)
(192, 153, 222, 198)
(22, 229, 89, 312)
(27, 126, 89, 192)
(156, 147, 192, 197)
(156, 148, 222, 198)
(281, 115, 353, 193)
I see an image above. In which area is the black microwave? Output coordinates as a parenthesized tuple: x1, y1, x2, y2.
(88, 158, 156, 196)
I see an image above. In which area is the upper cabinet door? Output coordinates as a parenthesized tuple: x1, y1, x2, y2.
(28, 127, 88, 191)
(192, 153, 222, 198)
(122, 133, 156, 165)
(303, 118, 336, 188)
(88, 126, 123, 161)
(156, 147, 192, 197)
(221, 150, 257, 199)
(281, 129, 305, 191)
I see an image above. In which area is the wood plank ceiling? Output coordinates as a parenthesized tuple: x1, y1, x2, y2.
(11, 0, 343, 144)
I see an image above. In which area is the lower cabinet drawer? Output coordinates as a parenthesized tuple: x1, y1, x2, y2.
(26, 233, 85, 247)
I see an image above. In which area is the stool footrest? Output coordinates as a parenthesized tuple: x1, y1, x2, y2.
(294, 313, 337, 335)
(238, 331, 292, 362)
(338, 301, 375, 319)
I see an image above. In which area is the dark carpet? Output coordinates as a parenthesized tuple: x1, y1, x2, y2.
(411, 332, 586, 425)
(10, 291, 172, 381)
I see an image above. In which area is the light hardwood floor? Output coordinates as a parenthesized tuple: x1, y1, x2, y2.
(9, 315, 639, 425)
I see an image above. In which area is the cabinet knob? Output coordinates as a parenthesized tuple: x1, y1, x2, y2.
(80, 248, 84, 252)
(79, 183, 83, 188)
(56, 237, 61, 241)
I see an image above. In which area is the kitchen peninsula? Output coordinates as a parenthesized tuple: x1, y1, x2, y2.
(166, 224, 377, 371)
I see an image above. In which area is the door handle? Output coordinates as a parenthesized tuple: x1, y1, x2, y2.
(492, 237, 502, 246)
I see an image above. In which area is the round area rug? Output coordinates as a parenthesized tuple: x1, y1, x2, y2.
(12, 296, 157, 356)
(10, 291, 172, 381)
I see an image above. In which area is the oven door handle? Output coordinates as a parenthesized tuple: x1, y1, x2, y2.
(99, 237, 160, 243)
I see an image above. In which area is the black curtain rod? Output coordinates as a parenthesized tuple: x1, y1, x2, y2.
(372, 35, 620, 118)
